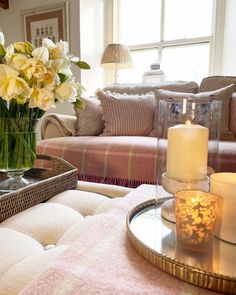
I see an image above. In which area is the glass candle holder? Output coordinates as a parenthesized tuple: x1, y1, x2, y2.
(210, 173, 236, 244)
(157, 98, 221, 187)
(175, 190, 220, 252)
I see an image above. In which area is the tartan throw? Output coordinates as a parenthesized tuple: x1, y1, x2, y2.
(37, 136, 158, 188)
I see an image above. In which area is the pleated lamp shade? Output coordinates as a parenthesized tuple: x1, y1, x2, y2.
(100, 44, 133, 69)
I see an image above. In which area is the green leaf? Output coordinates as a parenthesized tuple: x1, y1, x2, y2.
(73, 98, 85, 109)
(0, 55, 4, 63)
(0, 44, 5, 55)
(0, 44, 6, 62)
(72, 60, 90, 70)
(26, 41, 34, 55)
(58, 73, 68, 83)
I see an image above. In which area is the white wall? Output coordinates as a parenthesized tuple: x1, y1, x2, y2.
(80, 0, 105, 96)
(222, 0, 236, 75)
(0, 0, 80, 115)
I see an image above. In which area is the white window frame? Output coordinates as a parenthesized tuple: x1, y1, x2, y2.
(104, 0, 226, 81)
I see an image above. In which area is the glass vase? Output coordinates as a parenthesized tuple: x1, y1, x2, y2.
(0, 118, 38, 192)
(157, 98, 222, 189)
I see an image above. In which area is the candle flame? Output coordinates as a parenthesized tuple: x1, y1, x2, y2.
(185, 120, 192, 125)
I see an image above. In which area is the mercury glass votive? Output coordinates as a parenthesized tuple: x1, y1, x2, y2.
(210, 173, 236, 244)
(175, 190, 220, 252)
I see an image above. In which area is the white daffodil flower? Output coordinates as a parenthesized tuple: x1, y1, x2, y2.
(54, 80, 83, 103)
(10, 53, 28, 71)
(0, 64, 19, 81)
(0, 65, 32, 101)
(29, 87, 55, 111)
(42, 69, 60, 91)
(32, 47, 49, 63)
(42, 38, 69, 60)
(0, 29, 5, 45)
(4, 44, 14, 65)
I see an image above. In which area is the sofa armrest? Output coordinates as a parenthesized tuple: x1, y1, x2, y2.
(230, 94, 236, 137)
(41, 113, 76, 139)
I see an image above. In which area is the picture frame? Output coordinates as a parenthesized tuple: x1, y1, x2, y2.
(22, 2, 69, 47)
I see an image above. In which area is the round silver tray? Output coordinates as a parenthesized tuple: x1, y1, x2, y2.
(126, 197, 236, 294)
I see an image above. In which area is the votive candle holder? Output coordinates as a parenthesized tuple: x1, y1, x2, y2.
(175, 190, 220, 252)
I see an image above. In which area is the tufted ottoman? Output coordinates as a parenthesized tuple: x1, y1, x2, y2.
(0, 181, 132, 295)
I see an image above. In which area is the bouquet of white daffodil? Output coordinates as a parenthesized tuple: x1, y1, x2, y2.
(0, 30, 89, 190)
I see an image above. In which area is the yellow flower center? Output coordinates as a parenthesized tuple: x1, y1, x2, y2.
(50, 48, 61, 59)
(43, 72, 53, 84)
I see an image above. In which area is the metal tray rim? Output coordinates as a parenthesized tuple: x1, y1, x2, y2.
(126, 197, 236, 294)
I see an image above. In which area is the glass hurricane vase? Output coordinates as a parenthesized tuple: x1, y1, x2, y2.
(0, 118, 38, 192)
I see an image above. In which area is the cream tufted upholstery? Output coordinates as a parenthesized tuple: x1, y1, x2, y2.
(0, 182, 131, 294)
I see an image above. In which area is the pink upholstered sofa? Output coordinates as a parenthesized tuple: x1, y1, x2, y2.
(37, 76, 236, 188)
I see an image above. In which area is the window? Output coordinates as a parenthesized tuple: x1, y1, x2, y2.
(113, 0, 215, 84)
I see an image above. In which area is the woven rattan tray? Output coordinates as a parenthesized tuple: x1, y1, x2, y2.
(0, 154, 78, 221)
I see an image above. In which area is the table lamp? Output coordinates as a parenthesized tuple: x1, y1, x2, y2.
(100, 43, 133, 83)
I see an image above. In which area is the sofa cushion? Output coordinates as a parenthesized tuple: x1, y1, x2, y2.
(152, 84, 235, 140)
(104, 81, 199, 95)
(73, 82, 198, 138)
(96, 90, 155, 136)
(199, 75, 236, 92)
(74, 96, 105, 136)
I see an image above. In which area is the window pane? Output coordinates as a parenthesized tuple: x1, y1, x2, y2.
(162, 43, 209, 83)
(119, 0, 161, 45)
(164, 0, 213, 40)
(119, 48, 158, 83)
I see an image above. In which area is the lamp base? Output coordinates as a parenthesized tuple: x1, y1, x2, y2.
(161, 173, 209, 223)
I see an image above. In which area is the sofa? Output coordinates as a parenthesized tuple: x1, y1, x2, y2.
(37, 76, 236, 188)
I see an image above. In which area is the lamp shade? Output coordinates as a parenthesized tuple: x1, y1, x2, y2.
(100, 43, 133, 69)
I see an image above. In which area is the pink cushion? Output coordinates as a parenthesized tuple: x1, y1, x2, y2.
(96, 90, 155, 136)
(74, 97, 105, 136)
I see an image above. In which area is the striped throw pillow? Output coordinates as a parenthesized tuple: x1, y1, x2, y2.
(96, 90, 155, 136)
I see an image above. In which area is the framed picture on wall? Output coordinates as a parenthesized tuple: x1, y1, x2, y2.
(22, 2, 69, 47)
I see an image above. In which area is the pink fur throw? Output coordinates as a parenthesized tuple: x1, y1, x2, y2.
(20, 185, 219, 295)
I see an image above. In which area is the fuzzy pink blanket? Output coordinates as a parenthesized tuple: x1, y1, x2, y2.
(20, 185, 219, 295)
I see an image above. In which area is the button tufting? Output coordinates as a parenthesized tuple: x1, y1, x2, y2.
(44, 244, 56, 250)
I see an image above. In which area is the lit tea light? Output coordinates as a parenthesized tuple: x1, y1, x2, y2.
(166, 122, 209, 182)
(185, 119, 191, 125)
(175, 190, 220, 252)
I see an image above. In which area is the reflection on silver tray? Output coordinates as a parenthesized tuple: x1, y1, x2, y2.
(126, 197, 236, 294)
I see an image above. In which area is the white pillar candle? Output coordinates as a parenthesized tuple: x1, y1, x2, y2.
(166, 123, 209, 182)
(210, 173, 236, 244)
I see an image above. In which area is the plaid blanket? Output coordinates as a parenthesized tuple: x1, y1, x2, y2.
(37, 136, 158, 188)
